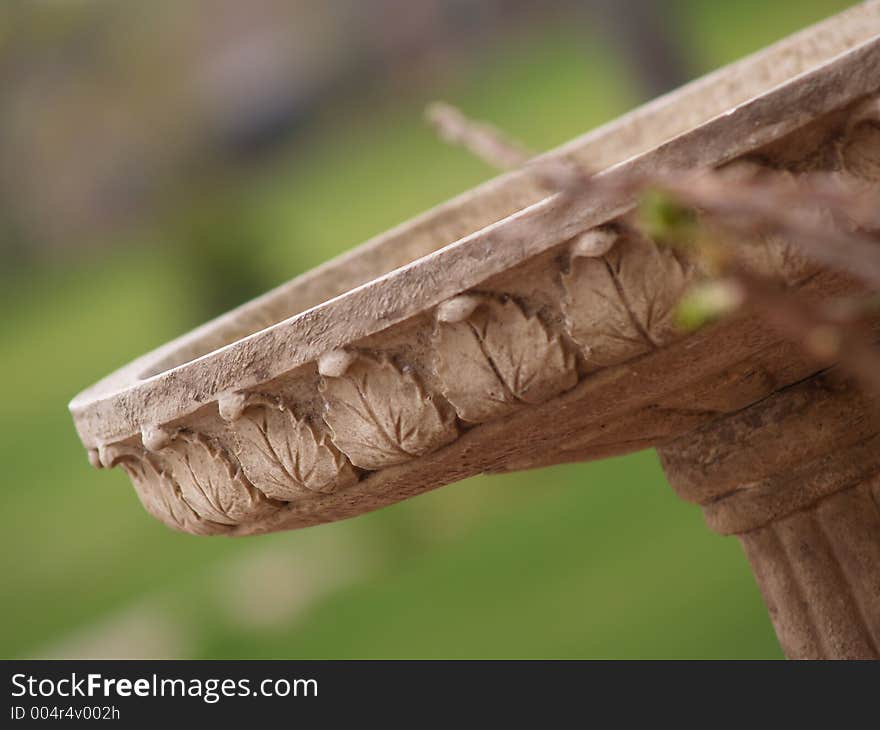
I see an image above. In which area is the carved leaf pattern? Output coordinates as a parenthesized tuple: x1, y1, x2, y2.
(562, 234, 694, 367)
(714, 162, 817, 283)
(841, 122, 880, 182)
(158, 432, 278, 525)
(231, 403, 357, 500)
(738, 233, 818, 285)
(435, 298, 577, 423)
(320, 357, 458, 469)
(103, 444, 228, 536)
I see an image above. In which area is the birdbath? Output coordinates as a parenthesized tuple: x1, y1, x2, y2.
(71, 4, 880, 659)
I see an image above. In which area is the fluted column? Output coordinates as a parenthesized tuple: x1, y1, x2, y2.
(659, 372, 880, 659)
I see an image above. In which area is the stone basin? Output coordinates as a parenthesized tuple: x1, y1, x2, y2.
(70, 2, 880, 659)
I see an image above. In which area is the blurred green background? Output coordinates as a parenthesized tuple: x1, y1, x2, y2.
(0, 0, 855, 659)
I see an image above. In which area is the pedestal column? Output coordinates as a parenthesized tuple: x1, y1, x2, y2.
(658, 372, 880, 659)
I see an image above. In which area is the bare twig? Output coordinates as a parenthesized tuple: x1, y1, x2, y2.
(425, 101, 590, 193)
(426, 101, 880, 395)
(425, 102, 530, 170)
(730, 269, 880, 395)
(429, 102, 880, 287)
(657, 172, 880, 289)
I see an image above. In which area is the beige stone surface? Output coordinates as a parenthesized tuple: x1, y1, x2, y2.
(660, 372, 880, 659)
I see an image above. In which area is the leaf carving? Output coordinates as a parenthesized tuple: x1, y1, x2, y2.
(158, 432, 279, 525)
(434, 297, 577, 423)
(841, 121, 880, 182)
(320, 356, 458, 469)
(713, 162, 819, 284)
(230, 403, 357, 500)
(562, 234, 694, 367)
(738, 232, 818, 285)
(102, 443, 228, 536)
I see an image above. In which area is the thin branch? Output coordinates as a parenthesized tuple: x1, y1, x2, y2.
(426, 101, 880, 289)
(425, 101, 590, 193)
(658, 172, 880, 289)
(730, 269, 880, 396)
(425, 102, 530, 170)
(425, 101, 880, 396)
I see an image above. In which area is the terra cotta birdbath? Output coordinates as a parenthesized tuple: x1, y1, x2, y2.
(71, 2, 880, 659)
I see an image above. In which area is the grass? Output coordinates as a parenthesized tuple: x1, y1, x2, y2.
(1, 0, 853, 659)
